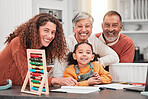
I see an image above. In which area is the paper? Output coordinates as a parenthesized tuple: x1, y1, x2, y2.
(141, 91, 148, 96)
(50, 86, 100, 94)
(94, 83, 135, 90)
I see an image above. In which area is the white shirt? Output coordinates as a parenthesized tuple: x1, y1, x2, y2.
(52, 58, 67, 78)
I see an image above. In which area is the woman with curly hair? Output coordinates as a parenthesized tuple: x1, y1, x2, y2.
(0, 13, 77, 86)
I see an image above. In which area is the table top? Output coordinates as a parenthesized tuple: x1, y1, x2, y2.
(0, 86, 147, 99)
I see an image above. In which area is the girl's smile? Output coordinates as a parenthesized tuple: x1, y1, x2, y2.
(73, 43, 94, 68)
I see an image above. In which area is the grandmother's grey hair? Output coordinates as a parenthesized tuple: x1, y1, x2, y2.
(72, 11, 94, 27)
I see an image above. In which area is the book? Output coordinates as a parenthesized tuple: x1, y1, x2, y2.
(50, 86, 100, 94)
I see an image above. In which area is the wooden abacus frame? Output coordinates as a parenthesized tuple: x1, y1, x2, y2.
(21, 49, 49, 95)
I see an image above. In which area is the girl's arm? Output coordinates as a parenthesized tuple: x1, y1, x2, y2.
(97, 64, 112, 84)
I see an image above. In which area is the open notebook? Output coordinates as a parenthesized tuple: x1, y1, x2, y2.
(124, 67, 148, 92)
(50, 86, 100, 94)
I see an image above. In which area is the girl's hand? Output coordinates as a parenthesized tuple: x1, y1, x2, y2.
(94, 72, 101, 78)
(87, 76, 102, 85)
(93, 72, 102, 84)
(94, 72, 99, 77)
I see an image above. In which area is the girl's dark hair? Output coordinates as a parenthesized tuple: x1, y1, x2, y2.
(67, 42, 100, 65)
(4, 13, 67, 64)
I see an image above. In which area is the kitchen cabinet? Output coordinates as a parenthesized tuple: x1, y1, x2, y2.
(117, 0, 148, 34)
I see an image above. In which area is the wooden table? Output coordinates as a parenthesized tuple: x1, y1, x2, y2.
(0, 86, 147, 99)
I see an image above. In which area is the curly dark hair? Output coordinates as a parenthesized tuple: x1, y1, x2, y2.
(67, 42, 100, 65)
(5, 13, 67, 64)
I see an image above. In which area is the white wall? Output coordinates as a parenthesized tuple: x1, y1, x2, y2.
(0, 0, 32, 51)
(91, 0, 108, 34)
(77, 0, 91, 14)
(107, 0, 118, 11)
(126, 34, 148, 53)
(32, 0, 72, 36)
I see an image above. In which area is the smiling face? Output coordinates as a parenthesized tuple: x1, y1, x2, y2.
(73, 18, 92, 43)
(39, 21, 56, 47)
(102, 15, 122, 43)
(73, 43, 94, 68)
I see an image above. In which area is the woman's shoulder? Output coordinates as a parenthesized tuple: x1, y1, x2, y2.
(9, 37, 21, 48)
(9, 37, 25, 54)
(10, 37, 20, 44)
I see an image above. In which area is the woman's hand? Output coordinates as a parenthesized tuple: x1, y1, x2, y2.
(51, 77, 78, 86)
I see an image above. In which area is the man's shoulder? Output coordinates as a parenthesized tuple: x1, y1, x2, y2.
(115, 34, 134, 48)
(119, 34, 133, 42)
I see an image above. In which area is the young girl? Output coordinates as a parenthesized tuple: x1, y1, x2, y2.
(64, 42, 112, 86)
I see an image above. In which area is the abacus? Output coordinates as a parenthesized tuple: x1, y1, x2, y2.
(21, 49, 49, 95)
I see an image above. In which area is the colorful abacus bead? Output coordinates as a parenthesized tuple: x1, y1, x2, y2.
(31, 87, 45, 92)
(30, 72, 42, 76)
(30, 76, 42, 80)
(31, 80, 40, 83)
(30, 54, 42, 58)
(30, 65, 43, 69)
(30, 69, 44, 73)
(29, 57, 42, 62)
(30, 62, 43, 65)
